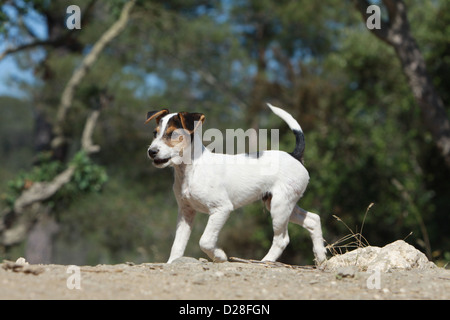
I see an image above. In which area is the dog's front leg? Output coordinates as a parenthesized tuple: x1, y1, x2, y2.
(167, 206, 196, 263)
(199, 207, 231, 262)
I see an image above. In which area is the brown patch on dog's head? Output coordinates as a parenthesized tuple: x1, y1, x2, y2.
(178, 112, 205, 134)
(146, 111, 206, 167)
(146, 108, 170, 140)
(145, 109, 169, 125)
(146, 110, 205, 149)
(161, 114, 186, 147)
(161, 112, 205, 148)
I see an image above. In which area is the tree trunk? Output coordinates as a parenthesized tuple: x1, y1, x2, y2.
(25, 211, 60, 264)
(353, 0, 450, 167)
(392, 33, 450, 165)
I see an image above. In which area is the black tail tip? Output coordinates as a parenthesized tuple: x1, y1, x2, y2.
(290, 129, 305, 163)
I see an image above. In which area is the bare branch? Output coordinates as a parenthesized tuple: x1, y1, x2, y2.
(13, 166, 76, 215)
(0, 0, 98, 63)
(81, 110, 101, 154)
(0, 39, 55, 62)
(52, 0, 136, 148)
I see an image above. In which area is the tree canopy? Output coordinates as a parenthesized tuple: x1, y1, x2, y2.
(0, 0, 449, 266)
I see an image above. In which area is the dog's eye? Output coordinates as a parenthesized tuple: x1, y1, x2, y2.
(170, 130, 184, 141)
(153, 130, 157, 138)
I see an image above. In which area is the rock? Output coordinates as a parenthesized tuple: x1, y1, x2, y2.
(324, 246, 380, 271)
(15, 257, 29, 265)
(368, 240, 434, 272)
(324, 240, 435, 272)
(170, 257, 201, 264)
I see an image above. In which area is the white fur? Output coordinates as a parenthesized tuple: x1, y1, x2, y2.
(148, 104, 327, 264)
(149, 113, 186, 168)
(267, 103, 302, 132)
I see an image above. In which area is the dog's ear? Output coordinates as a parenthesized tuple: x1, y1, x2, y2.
(145, 109, 169, 124)
(178, 112, 205, 134)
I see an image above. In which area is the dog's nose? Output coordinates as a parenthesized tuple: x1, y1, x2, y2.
(148, 148, 158, 159)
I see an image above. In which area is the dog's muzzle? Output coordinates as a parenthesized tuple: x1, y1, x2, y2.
(148, 148, 158, 159)
(148, 147, 170, 166)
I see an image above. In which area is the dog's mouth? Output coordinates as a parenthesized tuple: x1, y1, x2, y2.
(153, 158, 170, 165)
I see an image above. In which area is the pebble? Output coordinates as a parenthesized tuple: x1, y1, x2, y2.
(15, 257, 29, 265)
(336, 266, 357, 279)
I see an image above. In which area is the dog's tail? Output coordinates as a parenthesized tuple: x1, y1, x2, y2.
(267, 103, 305, 163)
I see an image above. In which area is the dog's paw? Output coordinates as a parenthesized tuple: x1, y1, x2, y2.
(212, 249, 228, 263)
(314, 252, 327, 268)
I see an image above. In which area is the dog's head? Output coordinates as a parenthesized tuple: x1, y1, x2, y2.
(145, 109, 205, 168)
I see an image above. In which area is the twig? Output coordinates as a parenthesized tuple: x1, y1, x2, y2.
(358, 202, 374, 247)
(229, 257, 315, 270)
(332, 215, 356, 237)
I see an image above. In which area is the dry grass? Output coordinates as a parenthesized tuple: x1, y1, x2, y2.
(325, 203, 374, 257)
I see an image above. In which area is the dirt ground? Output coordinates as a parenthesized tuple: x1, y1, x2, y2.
(1, 257, 449, 300)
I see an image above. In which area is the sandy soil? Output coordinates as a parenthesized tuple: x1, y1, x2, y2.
(1, 257, 449, 300)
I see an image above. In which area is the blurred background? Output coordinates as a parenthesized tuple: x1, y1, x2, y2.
(0, 0, 449, 266)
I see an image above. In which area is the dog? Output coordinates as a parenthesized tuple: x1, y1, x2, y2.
(145, 103, 327, 265)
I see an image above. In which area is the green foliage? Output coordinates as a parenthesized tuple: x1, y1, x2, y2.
(69, 151, 108, 194)
(3, 151, 107, 209)
(3, 152, 64, 208)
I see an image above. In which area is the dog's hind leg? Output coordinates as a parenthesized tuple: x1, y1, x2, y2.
(290, 205, 327, 265)
(199, 205, 232, 262)
(262, 195, 294, 262)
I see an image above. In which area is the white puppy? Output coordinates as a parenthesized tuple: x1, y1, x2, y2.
(146, 103, 327, 265)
